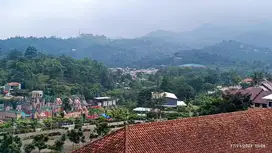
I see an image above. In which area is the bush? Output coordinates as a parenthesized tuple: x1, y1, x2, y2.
(48, 132, 62, 137)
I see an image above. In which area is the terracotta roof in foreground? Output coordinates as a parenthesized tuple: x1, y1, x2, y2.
(72, 108, 272, 153)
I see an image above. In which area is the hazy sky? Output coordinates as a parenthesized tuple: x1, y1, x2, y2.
(0, 0, 271, 39)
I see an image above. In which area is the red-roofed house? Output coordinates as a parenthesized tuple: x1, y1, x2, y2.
(72, 109, 272, 153)
(241, 78, 253, 83)
(7, 82, 21, 90)
(224, 87, 272, 108)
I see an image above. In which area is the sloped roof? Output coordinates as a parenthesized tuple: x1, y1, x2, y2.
(163, 92, 178, 99)
(262, 94, 272, 100)
(253, 91, 272, 104)
(7, 82, 20, 86)
(242, 78, 253, 83)
(72, 108, 272, 153)
(246, 87, 264, 100)
(177, 101, 186, 106)
(225, 87, 263, 100)
(133, 107, 151, 112)
(94, 97, 111, 100)
(261, 80, 272, 91)
(152, 92, 178, 99)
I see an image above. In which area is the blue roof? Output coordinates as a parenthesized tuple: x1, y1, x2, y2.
(100, 113, 110, 119)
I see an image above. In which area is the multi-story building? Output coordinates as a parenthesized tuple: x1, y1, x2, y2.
(92, 97, 117, 107)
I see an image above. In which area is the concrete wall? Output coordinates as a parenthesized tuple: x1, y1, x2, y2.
(0, 111, 19, 120)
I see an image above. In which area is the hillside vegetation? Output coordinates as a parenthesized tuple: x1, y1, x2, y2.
(0, 46, 113, 99)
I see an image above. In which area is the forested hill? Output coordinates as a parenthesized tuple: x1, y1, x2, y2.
(135, 40, 272, 71)
(0, 34, 187, 67)
(1, 34, 271, 70)
(0, 46, 114, 99)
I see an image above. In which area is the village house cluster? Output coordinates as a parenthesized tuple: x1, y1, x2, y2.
(0, 82, 117, 121)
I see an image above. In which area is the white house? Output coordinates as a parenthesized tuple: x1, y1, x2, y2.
(133, 107, 151, 117)
(32, 90, 43, 98)
(93, 97, 117, 107)
(151, 92, 187, 107)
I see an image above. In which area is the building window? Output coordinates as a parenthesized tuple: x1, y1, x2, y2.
(255, 103, 260, 107)
(269, 102, 272, 107)
(262, 104, 268, 108)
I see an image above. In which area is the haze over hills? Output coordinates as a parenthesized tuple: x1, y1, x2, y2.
(0, 34, 187, 67)
(135, 40, 271, 70)
(1, 23, 272, 69)
(143, 23, 272, 48)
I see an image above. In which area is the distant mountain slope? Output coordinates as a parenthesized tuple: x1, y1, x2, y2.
(200, 40, 272, 61)
(235, 31, 272, 49)
(135, 40, 271, 71)
(0, 34, 187, 67)
(1, 26, 272, 69)
(143, 24, 241, 48)
(144, 22, 272, 49)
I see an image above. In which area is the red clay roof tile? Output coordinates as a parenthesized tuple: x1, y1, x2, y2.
(72, 108, 272, 153)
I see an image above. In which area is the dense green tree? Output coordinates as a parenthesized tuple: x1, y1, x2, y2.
(13, 89, 29, 97)
(24, 144, 35, 153)
(137, 89, 153, 107)
(32, 134, 49, 153)
(95, 120, 110, 136)
(176, 84, 195, 100)
(0, 47, 114, 98)
(67, 128, 85, 149)
(0, 133, 22, 153)
(7, 49, 23, 60)
(160, 77, 171, 92)
(89, 131, 98, 142)
(62, 97, 72, 112)
(49, 134, 66, 152)
(251, 72, 264, 85)
(24, 46, 38, 59)
(199, 93, 251, 115)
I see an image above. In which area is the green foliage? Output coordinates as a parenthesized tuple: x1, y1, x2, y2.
(67, 128, 85, 147)
(89, 132, 98, 142)
(32, 134, 49, 153)
(49, 134, 66, 152)
(106, 107, 129, 121)
(0, 35, 182, 67)
(62, 97, 72, 112)
(0, 133, 22, 153)
(0, 46, 113, 98)
(198, 93, 252, 116)
(251, 72, 264, 85)
(24, 144, 35, 153)
(74, 118, 83, 129)
(13, 89, 29, 97)
(137, 88, 153, 107)
(160, 77, 170, 92)
(42, 117, 74, 130)
(24, 46, 38, 59)
(240, 82, 252, 89)
(95, 121, 110, 136)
